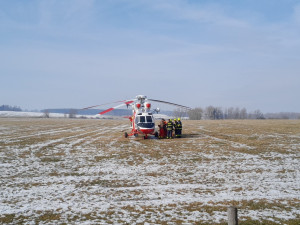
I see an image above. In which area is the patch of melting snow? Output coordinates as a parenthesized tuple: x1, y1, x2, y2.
(1, 121, 299, 224)
(231, 142, 255, 150)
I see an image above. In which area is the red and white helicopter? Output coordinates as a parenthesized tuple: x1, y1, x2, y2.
(83, 95, 191, 139)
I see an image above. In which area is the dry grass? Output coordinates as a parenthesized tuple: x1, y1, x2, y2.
(0, 118, 299, 224)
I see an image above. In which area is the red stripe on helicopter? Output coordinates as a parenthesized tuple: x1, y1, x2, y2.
(140, 129, 155, 134)
(99, 100, 135, 115)
(99, 108, 114, 115)
(125, 100, 134, 105)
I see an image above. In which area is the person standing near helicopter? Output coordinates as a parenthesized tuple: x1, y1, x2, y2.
(158, 118, 167, 138)
(176, 118, 182, 138)
(173, 118, 178, 137)
(166, 119, 173, 139)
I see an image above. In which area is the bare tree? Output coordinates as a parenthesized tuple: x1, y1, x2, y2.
(173, 108, 187, 119)
(224, 107, 244, 119)
(226, 107, 235, 119)
(205, 106, 215, 120)
(233, 107, 240, 119)
(214, 107, 223, 119)
(68, 109, 78, 118)
(188, 107, 203, 120)
(240, 107, 248, 119)
(43, 109, 50, 118)
(253, 109, 265, 119)
(205, 106, 223, 120)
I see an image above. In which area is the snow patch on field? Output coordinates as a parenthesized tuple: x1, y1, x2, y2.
(0, 119, 299, 224)
(0, 111, 63, 118)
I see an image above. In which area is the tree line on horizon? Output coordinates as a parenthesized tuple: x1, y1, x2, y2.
(1, 104, 300, 120)
(174, 106, 300, 120)
(0, 105, 22, 112)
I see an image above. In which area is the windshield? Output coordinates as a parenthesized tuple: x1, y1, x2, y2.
(146, 116, 153, 123)
(136, 115, 153, 123)
(136, 115, 155, 129)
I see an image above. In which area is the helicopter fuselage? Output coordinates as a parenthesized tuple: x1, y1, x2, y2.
(133, 112, 155, 135)
(125, 95, 158, 138)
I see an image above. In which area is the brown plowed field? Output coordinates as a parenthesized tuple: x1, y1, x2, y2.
(1, 118, 299, 224)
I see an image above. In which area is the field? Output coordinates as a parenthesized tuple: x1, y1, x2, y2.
(0, 118, 299, 224)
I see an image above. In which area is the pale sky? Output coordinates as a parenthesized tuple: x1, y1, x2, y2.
(1, 0, 300, 112)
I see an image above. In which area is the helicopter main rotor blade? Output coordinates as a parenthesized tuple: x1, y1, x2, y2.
(81, 101, 125, 110)
(82, 99, 134, 110)
(99, 100, 134, 115)
(148, 99, 191, 110)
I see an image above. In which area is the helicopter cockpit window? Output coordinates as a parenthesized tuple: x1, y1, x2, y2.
(135, 115, 155, 129)
(146, 116, 153, 123)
